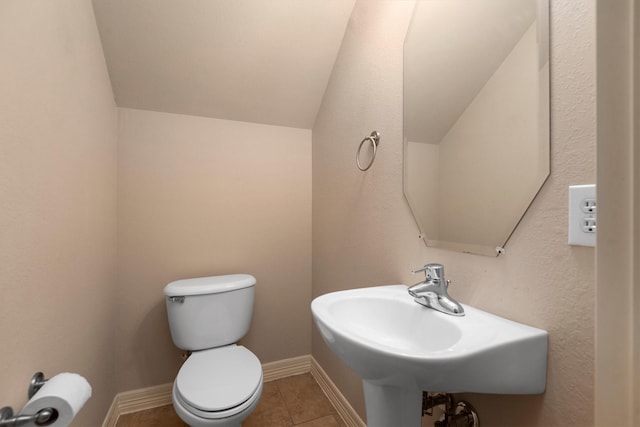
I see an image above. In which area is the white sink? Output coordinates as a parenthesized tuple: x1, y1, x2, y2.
(311, 285, 547, 426)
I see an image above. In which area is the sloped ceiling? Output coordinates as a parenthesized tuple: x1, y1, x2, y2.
(92, 0, 355, 129)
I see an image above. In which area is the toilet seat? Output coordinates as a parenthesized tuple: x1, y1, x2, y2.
(175, 345, 263, 419)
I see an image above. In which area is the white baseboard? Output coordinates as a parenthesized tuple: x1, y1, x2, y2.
(309, 357, 366, 427)
(261, 354, 311, 382)
(102, 354, 364, 427)
(101, 383, 173, 427)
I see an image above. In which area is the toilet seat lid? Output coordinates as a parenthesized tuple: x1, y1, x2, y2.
(176, 345, 262, 412)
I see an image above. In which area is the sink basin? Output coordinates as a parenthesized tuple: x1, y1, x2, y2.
(311, 285, 547, 426)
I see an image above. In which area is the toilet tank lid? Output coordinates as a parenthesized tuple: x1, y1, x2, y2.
(164, 274, 256, 297)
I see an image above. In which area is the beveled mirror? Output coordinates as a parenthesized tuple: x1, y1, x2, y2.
(403, 0, 550, 256)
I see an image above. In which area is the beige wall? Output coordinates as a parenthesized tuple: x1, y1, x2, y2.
(0, 1, 118, 426)
(116, 108, 312, 391)
(312, 1, 595, 425)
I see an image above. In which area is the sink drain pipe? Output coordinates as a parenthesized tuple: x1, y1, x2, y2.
(422, 392, 480, 427)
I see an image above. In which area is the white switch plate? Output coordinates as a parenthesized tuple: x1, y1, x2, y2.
(568, 184, 596, 247)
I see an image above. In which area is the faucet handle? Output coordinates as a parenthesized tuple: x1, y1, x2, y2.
(411, 265, 429, 276)
(411, 263, 445, 280)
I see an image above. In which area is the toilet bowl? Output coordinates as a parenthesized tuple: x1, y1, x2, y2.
(164, 274, 263, 426)
(172, 345, 263, 426)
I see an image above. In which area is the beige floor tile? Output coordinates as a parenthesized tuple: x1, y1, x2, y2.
(293, 414, 343, 427)
(114, 374, 348, 427)
(244, 382, 294, 427)
(275, 374, 336, 424)
(116, 404, 186, 427)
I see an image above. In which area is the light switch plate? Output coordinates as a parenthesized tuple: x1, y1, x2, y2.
(568, 184, 596, 247)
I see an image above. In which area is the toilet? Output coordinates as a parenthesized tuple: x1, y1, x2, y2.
(164, 274, 263, 427)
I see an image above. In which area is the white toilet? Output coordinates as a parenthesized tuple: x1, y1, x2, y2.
(164, 274, 263, 427)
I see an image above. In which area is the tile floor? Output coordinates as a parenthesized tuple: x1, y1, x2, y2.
(116, 373, 346, 427)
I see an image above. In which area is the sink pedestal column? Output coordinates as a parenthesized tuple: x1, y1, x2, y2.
(362, 381, 422, 427)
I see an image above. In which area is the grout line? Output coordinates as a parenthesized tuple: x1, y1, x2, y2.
(272, 377, 295, 427)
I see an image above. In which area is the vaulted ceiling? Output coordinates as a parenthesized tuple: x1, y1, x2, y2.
(92, 0, 355, 129)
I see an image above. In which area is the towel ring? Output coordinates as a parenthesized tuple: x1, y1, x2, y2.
(356, 131, 380, 171)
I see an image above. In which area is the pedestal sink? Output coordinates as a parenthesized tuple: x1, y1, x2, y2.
(311, 285, 548, 427)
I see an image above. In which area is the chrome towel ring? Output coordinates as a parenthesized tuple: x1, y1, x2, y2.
(356, 131, 380, 171)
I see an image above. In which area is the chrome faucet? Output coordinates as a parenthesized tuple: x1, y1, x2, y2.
(408, 263, 464, 316)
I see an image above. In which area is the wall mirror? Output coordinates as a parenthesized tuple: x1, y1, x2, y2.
(403, 0, 550, 256)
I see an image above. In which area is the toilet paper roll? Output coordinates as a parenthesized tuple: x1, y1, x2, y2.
(19, 373, 92, 427)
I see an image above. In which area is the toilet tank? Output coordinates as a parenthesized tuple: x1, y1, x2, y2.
(164, 274, 256, 351)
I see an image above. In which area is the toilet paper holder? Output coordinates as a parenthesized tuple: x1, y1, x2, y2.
(0, 372, 58, 426)
(29, 372, 48, 399)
